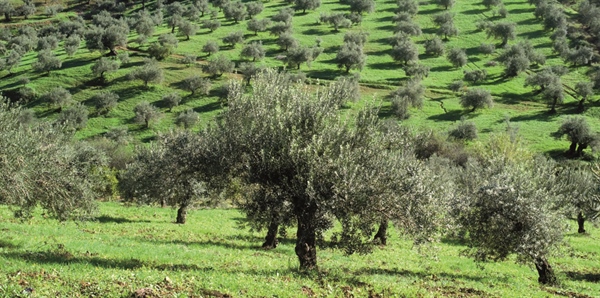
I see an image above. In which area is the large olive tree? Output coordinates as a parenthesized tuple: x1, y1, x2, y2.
(208, 70, 447, 269)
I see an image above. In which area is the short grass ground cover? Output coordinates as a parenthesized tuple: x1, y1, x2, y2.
(1, 0, 599, 156)
(1, 202, 599, 297)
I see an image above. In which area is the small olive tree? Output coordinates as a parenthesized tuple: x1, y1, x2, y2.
(0, 100, 110, 220)
(134, 101, 162, 128)
(460, 88, 493, 112)
(453, 153, 566, 285)
(554, 116, 599, 158)
(119, 132, 210, 224)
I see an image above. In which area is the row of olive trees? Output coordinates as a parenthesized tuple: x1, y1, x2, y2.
(118, 69, 600, 285)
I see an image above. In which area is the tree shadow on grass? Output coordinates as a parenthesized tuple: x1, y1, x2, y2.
(0, 239, 20, 249)
(462, 8, 487, 15)
(224, 234, 296, 246)
(302, 28, 328, 36)
(61, 57, 95, 70)
(419, 8, 445, 15)
(193, 101, 222, 114)
(509, 110, 557, 122)
(565, 270, 600, 283)
(95, 215, 151, 224)
(427, 109, 467, 122)
(430, 65, 454, 72)
(1, 251, 211, 271)
(138, 238, 259, 251)
(517, 18, 539, 26)
(305, 68, 343, 80)
(509, 7, 534, 14)
(348, 267, 488, 283)
(370, 62, 401, 70)
(518, 30, 545, 40)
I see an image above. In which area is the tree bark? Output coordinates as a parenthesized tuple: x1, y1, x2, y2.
(535, 256, 558, 285)
(568, 141, 577, 156)
(262, 220, 279, 249)
(550, 97, 557, 114)
(577, 211, 586, 234)
(295, 210, 317, 270)
(373, 220, 388, 245)
(176, 203, 188, 224)
(578, 98, 585, 113)
(576, 143, 588, 157)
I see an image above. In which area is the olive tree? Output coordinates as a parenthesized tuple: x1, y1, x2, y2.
(336, 42, 366, 72)
(241, 41, 265, 61)
(32, 50, 62, 74)
(202, 40, 220, 56)
(222, 30, 244, 48)
(134, 101, 162, 128)
(128, 59, 164, 87)
(175, 109, 199, 129)
(182, 75, 211, 96)
(452, 154, 567, 285)
(84, 19, 129, 56)
(390, 39, 419, 65)
(119, 132, 210, 224)
(64, 35, 81, 57)
(0, 0, 14, 22)
(447, 48, 467, 68)
(449, 118, 477, 141)
(56, 103, 89, 130)
(556, 167, 600, 234)
(554, 116, 599, 157)
(575, 81, 594, 112)
(389, 78, 425, 119)
(41, 87, 72, 110)
(295, 0, 320, 13)
(202, 18, 221, 32)
(247, 18, 271, 35)
(204, 55, 234, 77)
(93, 91, 119, 115)
(460, 88, 493, 112)
(178, 20, 198, 40)
(205, 69, 448, 268)
(91, 57, 119, 81)
(424, 36, 444, 57)
(486, 22, 516, 47)
(0, 100, 110, 220)
(435, 0, 455, 10)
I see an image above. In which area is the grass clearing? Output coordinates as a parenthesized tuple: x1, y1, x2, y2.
(1, 202, 599, 297)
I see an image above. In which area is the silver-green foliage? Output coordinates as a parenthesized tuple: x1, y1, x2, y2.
(212, 70, 447, 267)
(452, 152, 566, 284)
(0, 100, 109, 220)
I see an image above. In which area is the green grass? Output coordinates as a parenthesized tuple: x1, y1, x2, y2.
(1, 0, 599, 156)
(1, 202, 599, 297)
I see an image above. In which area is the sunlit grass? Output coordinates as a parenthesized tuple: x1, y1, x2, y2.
(1, 202, 599, 297)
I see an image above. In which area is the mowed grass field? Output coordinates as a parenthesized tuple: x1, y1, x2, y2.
(1, 0, 599, 155)
(0, 202, 599, 297)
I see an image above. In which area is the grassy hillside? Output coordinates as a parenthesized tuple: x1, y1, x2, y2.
(0, 202, 599, 297)
(0, 0, 599, 156)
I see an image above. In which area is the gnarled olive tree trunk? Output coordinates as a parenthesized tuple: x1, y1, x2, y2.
(373, 220, 388, 245)
(262, 219, 279, 249)
(577, 211, 586, 234)
(176, 202, 188, 224)
(535, 256, 557, 285)
(294, 204, 318, 270)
